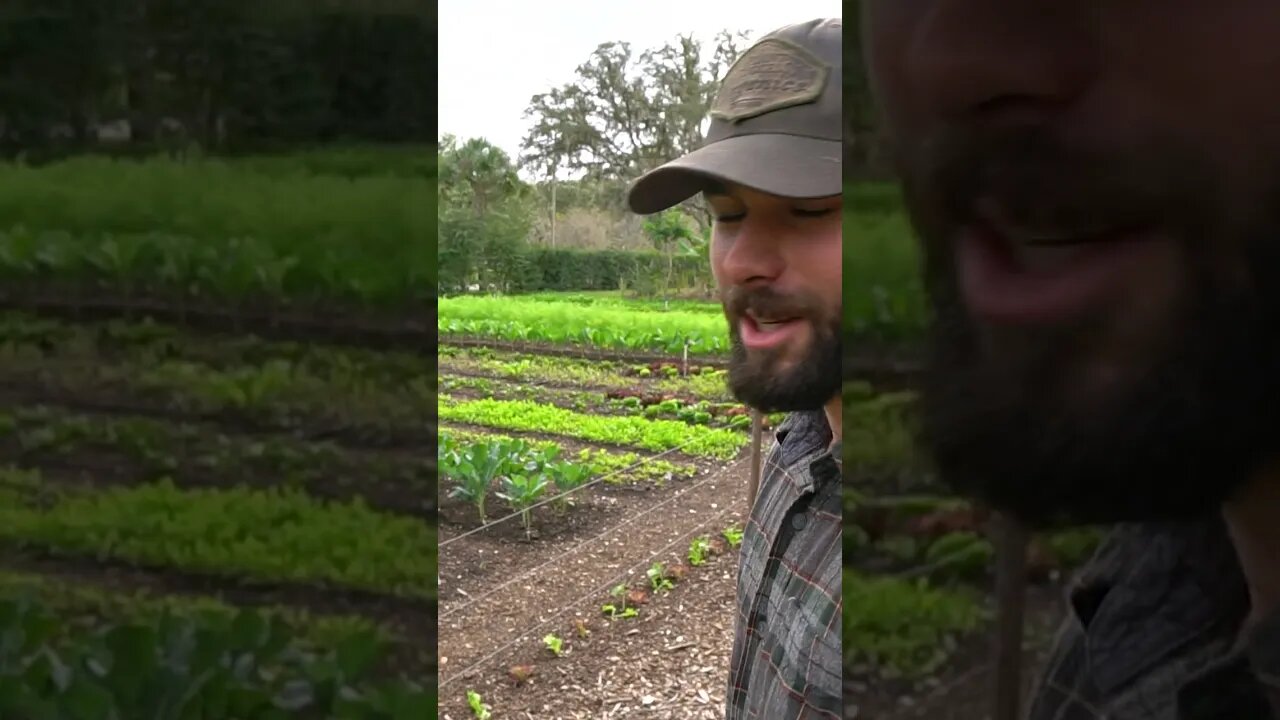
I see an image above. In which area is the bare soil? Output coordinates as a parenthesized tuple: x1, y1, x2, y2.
(0, 291, 432, 351)
(437, 456, 752, 720)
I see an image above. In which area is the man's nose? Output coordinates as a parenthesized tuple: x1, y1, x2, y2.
(720, 220, 784, 288)
(905, 1, 1096, 129)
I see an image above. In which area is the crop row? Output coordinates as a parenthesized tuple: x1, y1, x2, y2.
(437, 396, 746, 460)
(0, 471, 435, 601)
(0, 155, 431, 300)
(0, 227, 428, 310)
(438, 296, 730, 355)
(0, 594, 430, 720)
(0, 312, 434, 383)
(0, 345, 434, 442)
(439, 428, 696, 485)
(440, 374, 763, 431)
(2, 406, 431, 514)
(438, 345, 735, 402)
(439, 436, 597, 534)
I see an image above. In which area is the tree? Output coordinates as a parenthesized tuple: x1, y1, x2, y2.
(437, 135, 533, 294)
(519, 30, 752, 231)
(641, 208, 696, 306)
(845, 3, 890, 179)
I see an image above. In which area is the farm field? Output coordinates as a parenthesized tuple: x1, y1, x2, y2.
(843, 185, 1069, 716)
(437, 295, 784, 720)
(0, 151, 433, 718)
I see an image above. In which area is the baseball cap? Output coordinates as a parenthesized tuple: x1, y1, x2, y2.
(626, 18, 842, 215)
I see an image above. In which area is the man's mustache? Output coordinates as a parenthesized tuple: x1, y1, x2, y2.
(722, 286, 824, 323)
(904, 126, 1204, 234)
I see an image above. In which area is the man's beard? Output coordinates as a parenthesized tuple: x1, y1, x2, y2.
(901, 127, 1280, 528)
(722, 286, 841, 413)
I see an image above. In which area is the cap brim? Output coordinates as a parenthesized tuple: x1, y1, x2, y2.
(626, 134, 840, 215)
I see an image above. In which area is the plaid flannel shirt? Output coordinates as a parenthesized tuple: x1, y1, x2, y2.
(726, 410, 843, 719)
(1028, 516, 1280, 720)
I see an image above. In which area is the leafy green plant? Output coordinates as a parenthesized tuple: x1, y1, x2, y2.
(543, 633, 564, 657)
(602, 583, 639, 620)
(924, 532, 995, 581)
(438, 397, 746, 459)
(548, 461, 593, 509)
(688, 536, 712, 566)
(0, 596, 431, 719)
(442, 441, 509, 523)
(467, 689, 492, 720)
(439, 296, 729, 354)
(647, 562, 674, 594)
(497, 472, 550, 539)
(843, 570, 985, 679)
(0, 479, 435, 600)
(722, 525, 743, 547)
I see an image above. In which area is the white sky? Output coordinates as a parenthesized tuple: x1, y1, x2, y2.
(438, 2, 841, 176)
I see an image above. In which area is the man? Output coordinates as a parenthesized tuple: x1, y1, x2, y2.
(627, 17, 843, 720)
(862, 2, 1280, 719)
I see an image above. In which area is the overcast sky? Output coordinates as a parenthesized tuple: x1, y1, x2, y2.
(438, 2, 841, 173)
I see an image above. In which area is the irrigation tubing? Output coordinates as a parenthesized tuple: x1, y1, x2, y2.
(438, 503, 739, 691)
(437, 432, 739, 550)
(439, 449, 768, 623)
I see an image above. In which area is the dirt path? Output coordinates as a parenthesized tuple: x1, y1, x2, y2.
(438, 456, 753, 720)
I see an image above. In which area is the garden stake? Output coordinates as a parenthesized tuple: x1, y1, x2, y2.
(747, 409, 763, 511)
(993, 512, 1029, 720)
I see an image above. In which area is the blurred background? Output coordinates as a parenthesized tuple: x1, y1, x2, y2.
(0, 1, 435, 717)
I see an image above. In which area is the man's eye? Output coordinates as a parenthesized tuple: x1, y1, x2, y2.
(716, 213, 746, 223)
(794, 208, 835, 218)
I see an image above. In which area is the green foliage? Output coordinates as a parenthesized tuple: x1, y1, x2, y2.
(438, 397, 746, 459)
(438, 345, 735, 403)
(843, 570, 985, 679)
(646, 562, 673, 594)
(844, 184, 926, 346)
(467, 689, 492, 719)
(0, 596, 431, 719)
(721, 525, 743, 547)
(496, 472, 551, 537)
(542, 634, 563, 657)
(0, 156, 431, 306)
(687, 536, 711, 566)
(0, 3, 432, 156)
(1044, 527, 1106, 568)
(439, 246, 710, 298)
(438, 295, 729, 354)
(844, 392, 926, 481)
(924, 532, 995, 581)
(0, 479, 435, 600)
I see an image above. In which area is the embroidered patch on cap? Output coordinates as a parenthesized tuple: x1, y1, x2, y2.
(709, 38, 828, 123)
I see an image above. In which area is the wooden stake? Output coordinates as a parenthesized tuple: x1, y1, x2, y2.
(747, 409, 763, 511)
(992, 513, 1029, 720)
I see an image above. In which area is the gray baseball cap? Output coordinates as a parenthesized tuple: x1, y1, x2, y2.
(627, 18, 842, 215)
